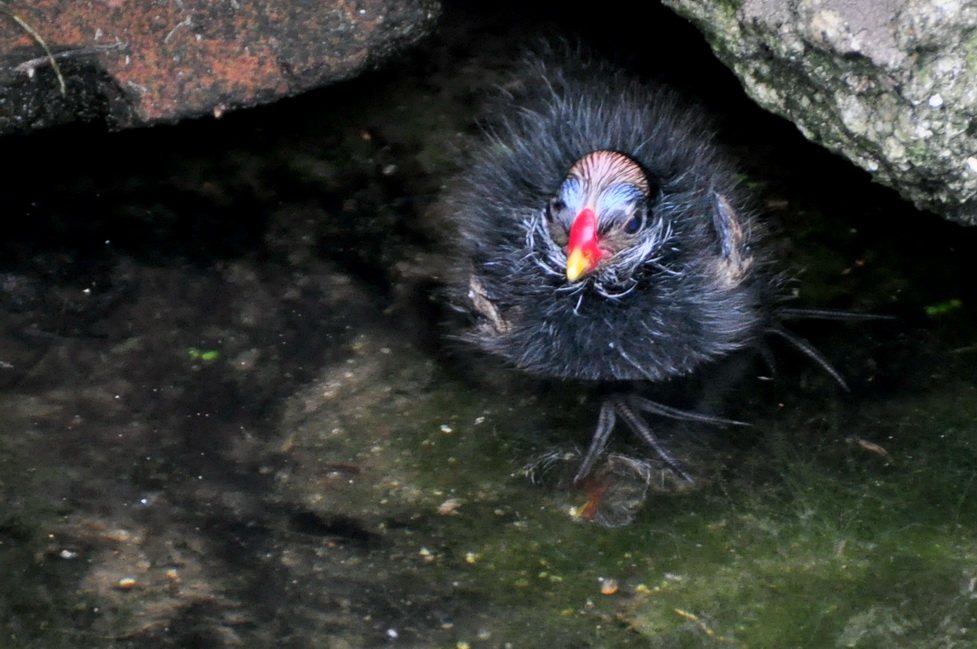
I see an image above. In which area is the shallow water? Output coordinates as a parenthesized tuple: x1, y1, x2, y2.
(2, 4, 977, 648)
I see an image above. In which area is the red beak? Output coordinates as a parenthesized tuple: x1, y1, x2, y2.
(566, 208, 603, 281)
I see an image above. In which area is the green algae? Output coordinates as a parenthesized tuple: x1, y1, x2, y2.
(359, 369, 977, 648)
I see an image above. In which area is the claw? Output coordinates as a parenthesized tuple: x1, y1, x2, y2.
(573, 394, 734, 483)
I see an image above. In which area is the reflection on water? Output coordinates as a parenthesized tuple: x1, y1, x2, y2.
(2, 4, 977, 648)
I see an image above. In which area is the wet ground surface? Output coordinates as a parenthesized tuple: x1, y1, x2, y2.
(3, 3, 977, 648)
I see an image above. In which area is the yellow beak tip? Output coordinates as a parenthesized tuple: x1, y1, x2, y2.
(565, 249, 591, 282)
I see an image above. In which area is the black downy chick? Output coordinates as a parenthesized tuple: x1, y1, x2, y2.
(446, 48, 843, 483)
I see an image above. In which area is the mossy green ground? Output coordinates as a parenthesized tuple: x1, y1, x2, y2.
(322, 351, 954, 648)
(4, 356, 977, 647)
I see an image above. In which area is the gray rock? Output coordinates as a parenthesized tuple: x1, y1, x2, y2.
(664, 0, 977, 225)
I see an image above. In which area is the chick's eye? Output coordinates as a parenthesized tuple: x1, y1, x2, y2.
(624, 214, 643, 234)
(621, 202, 649, 234)
(546, 198, 565, 222)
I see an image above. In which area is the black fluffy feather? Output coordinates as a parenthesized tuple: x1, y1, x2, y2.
(444, 47, 803, 481)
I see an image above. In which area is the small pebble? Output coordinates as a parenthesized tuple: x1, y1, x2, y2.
(437, 498, 463, 515)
